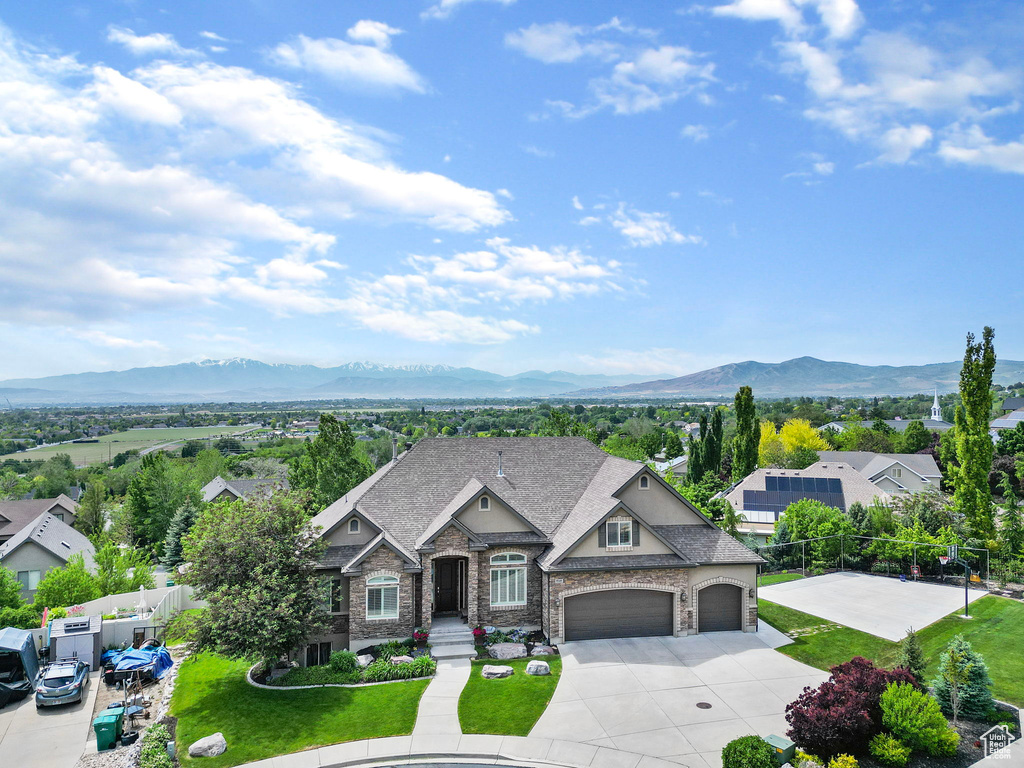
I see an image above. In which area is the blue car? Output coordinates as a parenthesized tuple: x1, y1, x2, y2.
(35, 659, 90, 708)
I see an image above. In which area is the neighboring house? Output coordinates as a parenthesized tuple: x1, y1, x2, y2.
(0, 513, 95, 601)
(306, 437, 763, 661)
(200, 476, 289, 503)
(816, 451, 941, 494)
(821, 392, 953, 434)
(722, 462, 893, 545)
(999, 397, 1024, 413)
(991, 408, 1024, 435)
(655, 454, 688, 477)
(0, 495, 79, 545)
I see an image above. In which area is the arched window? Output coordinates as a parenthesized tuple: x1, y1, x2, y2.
(479, 495, 490, 511)
(366, 575, 399, 619)
(639, 475, 650, 490)
(490, 552, 526, 564)
(348, 518, 360, 534)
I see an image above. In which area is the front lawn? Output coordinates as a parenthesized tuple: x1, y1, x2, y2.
(758, 572, 805, 587)
(171, 653, 430, 768)
(458, 656, 561, 736)
(759, 595, 1024, 706)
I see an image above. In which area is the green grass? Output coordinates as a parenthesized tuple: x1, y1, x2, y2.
(758, 595, 1024, 706)
(758, 572, 805, 587)
(15, 426, 245, 466)
(459, 656, 562, 735)
(171, 653, 430, 768)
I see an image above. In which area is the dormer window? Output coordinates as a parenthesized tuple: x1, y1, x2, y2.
(479, 495, 490, 511)
(604, 517, 635, 551)
(638, 475, 650, 490)
(348, 518, 360, 534)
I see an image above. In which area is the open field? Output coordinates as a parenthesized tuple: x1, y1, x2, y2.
(13, 426, 247, 466)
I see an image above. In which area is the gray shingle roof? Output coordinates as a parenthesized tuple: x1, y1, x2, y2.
(310, 462, 394, 537)
(817, 451, 940, 479)
(320, 544, 366, 569)
(652, 525, 764, 565)
(725, 462, 892, 512)
(201, 476, 289, 503)
(0, 495, 78, 540)
(475, 532, 550, 546)
(554, 554, 688, 571)
(0, 513, 95, 569)
(1001, 398, 1024, 412)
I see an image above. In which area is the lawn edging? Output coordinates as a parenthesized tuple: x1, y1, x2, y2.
(246, 663, 433, 690)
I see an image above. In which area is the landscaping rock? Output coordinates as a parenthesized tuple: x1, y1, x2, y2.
(489, 642, 527, 660)
(525, 660, 550, 676)
(482, 664, 514, 679)
(530, 645, 555, 656)
(356, 654, 373, 668)
(390, 655, 414, 664)
(188, 733, 227, 758)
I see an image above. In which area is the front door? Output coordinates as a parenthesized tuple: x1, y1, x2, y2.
(434, 559, 458, 614)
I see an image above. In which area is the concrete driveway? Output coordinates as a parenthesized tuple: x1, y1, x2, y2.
(0, 672, 99, 768)
(531, 630, 827, 768)
(760, 572, 988, 641)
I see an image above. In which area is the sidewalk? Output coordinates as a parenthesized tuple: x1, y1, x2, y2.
(412, 658, 472, 737)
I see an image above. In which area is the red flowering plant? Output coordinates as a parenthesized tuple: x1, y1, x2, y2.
(413, 628, 429, 643)
(472, 626, 486, 639)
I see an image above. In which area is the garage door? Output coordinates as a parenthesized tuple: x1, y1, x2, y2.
(697, 583, 743, 632)
(564, 589, 673, 641)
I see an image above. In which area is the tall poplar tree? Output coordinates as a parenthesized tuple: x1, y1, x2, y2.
(732, 386, 759, 479)
(953, 327, 996, 536)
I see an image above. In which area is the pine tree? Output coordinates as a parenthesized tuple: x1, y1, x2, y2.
(162, 498, 199, 568)
(705, 409, 724, 475)
(932, 635, 994, 721)
(953, 327, 997, 536)
(998, 471, 1024, 557)
(733, 386, 759, 480)
(895, 627, 927, 685)
(686, 434, 705, 483)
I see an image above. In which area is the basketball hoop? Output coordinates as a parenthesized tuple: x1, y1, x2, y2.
(939, 556, 950, 565)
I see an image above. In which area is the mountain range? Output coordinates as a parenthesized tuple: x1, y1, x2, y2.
(3, 356, 1023, 405)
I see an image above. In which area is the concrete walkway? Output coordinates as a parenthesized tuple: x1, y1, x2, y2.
(413, 658, 472, 736)
(761, 572, 989, 641)
(0, 671, 100, 768)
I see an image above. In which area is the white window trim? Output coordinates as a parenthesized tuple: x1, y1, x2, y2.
(366, 575, 400, 620)
(479, 495, 490, 511)
(606, 517, 633, 552)
(638, 475, 650, 490)
(490, 566, 527, 607)
(893, 467, 903, 478)
(490, 552, 527, 564)
(348, 518, 360, 534)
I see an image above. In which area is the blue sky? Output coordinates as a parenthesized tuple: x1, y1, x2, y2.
(1, 0, 1022, 380)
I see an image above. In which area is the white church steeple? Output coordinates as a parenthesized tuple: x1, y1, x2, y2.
(931, 390, 941, 421)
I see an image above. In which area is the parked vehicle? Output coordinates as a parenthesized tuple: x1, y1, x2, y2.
(35, 659, 90, 708)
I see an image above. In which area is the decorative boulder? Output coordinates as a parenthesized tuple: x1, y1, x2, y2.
(525, 660, 550, 676)
(188, 733, 227, 758)
(530, 646, 555, 656)
(482, 664, 514, 679)
(390, 655, 414, 665)
(356, 654, 374, 668)
(489, 642, 528, 660)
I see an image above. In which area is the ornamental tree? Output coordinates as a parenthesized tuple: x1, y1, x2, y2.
(953, 327, 997, 536)
(932, 635, 994, 722)
(732, 386, 759, 481)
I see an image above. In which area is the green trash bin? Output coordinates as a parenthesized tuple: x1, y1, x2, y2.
(166, 579, 175, 587)
(93, 708, 125, 751)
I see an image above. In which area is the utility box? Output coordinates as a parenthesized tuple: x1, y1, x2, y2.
(93, 708, 124, 751)
(765, 734, 796, 765)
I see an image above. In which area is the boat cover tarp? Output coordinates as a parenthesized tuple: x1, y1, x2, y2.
(0, 627, 39, 707)
(102, 646, 173, 680)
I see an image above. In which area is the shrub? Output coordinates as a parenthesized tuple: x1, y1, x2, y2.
(869, 733, 910, 767)
(266, 664, 359, 687)
(828, 756, 858, 768)
(932, 634, 995, 721)
(139, 723, 173, 768)
(362, 654, 436, 682)
(328, 650, 358, 674)
(880, 682, 959, 757)
(721, 735, 776, 768)
(894, 627, 926, 686)
(785, 657, 917, 758)
(374, 639, 414, 661)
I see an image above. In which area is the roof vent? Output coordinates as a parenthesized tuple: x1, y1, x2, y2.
(497, 450, 504, 477)
(63, 620, 90, 633)
(61, 541, 70, 549)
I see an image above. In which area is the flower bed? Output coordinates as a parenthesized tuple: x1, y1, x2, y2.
(251, 641, 436, 689)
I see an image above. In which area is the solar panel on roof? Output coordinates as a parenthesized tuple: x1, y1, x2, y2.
(743, 477, 846, 513)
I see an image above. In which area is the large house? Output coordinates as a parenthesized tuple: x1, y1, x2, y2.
(306, 437, 763, 661)
(0, 513, 95, 600)
(723, 462, 893, 544)
(816, 451, 941, 494)
(0, 494, 79, 545)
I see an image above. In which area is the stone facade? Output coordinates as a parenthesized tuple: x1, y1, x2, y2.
(418, 527, 474, 631)
(348, 547, 417, 644)
(545, 567, 691, 643)
(475, 544, 546, 629)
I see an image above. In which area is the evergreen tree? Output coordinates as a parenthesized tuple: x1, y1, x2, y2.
(733, 386, 759, 481)
(900, 420, 931, 453)
(290, 414, 374, 510)
(75, 480, 106, 537)
(997, 471, 1024, 557)
(664, 432, 684, 460)
(162, 498, 200, 568)
(125, 452, 200, 550)
(895, 627, 927, 685)
(686, 434, 705, 483)
(953, 327, 997, 536)
(932, 635, 994, 721)
(705, 409, 724, 475)
(848, 501, 871, 535)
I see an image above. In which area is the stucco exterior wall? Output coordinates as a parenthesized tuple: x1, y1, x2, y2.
(1, 542, 66, 601)
(567, 517, 674, 557)
(619, 474, 707, 525)
(457, 495, 531, 533)
(324, 517, 377, 547)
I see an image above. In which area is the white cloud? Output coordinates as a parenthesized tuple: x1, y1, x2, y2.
(522, 144, 554, 158)
(88, 66, 183, 125)
(877, 124, 933, 164)
(938, 125, 1024, 174)
(572, 195, 584, 210)
(268, 30, 427, 93)
(578, 216, 601, 226)
(610, 203, 704, 247)
(574, 347, 702, 376)
(813, 160, 834, 174)
(422, 0, 516, 21)
(106, 26, 200, 58)
(508, 21, 715, 117)
(70, 329, 166, 349)
(199, 31, 228, 42)
(710, 0, 861, 39)
(681, 123, 710, 141)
